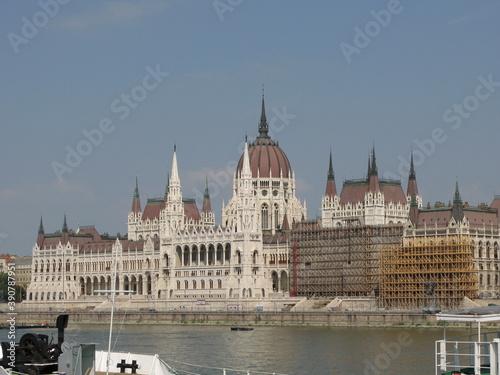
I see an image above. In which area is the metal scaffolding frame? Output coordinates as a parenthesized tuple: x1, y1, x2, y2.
(380, 234, 478, 310)
(290, 221, 404, 298)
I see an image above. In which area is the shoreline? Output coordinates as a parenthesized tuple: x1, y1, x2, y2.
(0, 311, 452, 328)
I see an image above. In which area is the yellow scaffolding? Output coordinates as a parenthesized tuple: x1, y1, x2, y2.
(380, 235, 477, 310)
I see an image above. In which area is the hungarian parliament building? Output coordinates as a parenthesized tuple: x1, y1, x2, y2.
(26, 95, 500, 306)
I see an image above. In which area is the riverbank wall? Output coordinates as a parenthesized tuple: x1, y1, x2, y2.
(1, 311, 438, 327)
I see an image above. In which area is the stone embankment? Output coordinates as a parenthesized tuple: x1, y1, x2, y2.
(1, 311, 438, 327)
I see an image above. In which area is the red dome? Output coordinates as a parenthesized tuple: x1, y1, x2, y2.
(236, 95, 291, 179)
(237, 137, 291, 178)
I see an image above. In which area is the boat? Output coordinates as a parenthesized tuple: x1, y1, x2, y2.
(0, 243, 178, 375)
(435, 305, 500, 375)
(230, 327, 254, 331)
(0, 314, 178, 375)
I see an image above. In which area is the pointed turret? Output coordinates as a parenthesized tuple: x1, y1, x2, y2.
(202, 177, 212, 215)
(36, 215, 45, 248)
(406, 151, 419, 197)
(131, 177, 142, 214)
(241, 140, 252, 181)
(38, 215, 44, 235)
(61, 213, 69, 244)
(325, 150, 337, 198)
(62, 213, 68, 233)
(258, 87, 270, 139)
(168, 144, 182, 202)
(452, 181, 464, 223)
(200, 177, 215, 226)
(368, 145, 380, 192)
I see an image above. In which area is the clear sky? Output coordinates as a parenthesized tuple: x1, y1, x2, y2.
(1, 1, 499, 255)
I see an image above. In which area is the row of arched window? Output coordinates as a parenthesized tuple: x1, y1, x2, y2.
(176, 279, 222, 290)
(33, 257, 160, 273)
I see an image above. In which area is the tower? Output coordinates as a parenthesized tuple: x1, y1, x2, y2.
(223, 93, 306, 234)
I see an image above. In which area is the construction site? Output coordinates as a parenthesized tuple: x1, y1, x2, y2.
(289, 221, 478, 311)
(289, 221, 404, 300)
(380, 234, 478, 310)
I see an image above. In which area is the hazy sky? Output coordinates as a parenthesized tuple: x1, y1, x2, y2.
(1, 1, 499, 255)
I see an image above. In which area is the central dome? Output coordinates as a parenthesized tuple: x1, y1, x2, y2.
(236, 96, 292, 179)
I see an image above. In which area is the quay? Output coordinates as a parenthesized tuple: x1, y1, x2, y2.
(0, 310, 437, 327)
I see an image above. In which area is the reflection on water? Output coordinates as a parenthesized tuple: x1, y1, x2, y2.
(1, 323, 469, 374)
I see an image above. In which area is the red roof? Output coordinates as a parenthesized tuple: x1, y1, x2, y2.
(415, 208, 498, 228)
(184, 200, 201, 221)
(339, 180, 407, 205)
(236, 139, 291, 179)
(141, 201, 163, 221)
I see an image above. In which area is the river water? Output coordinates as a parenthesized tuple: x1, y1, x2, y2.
(2, 323, 469, 374)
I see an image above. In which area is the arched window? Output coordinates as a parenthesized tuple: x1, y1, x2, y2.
(274, 203, 279, 229)
(184, 280, 188, 289)
(261, 204, 269, 229)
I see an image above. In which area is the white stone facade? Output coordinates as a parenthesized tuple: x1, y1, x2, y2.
(27, 104, 296, 303)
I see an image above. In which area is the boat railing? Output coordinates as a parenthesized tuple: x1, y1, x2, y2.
(435, 331, 500, 375)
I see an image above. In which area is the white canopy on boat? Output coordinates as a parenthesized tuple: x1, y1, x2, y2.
(437, 305, 500, 323)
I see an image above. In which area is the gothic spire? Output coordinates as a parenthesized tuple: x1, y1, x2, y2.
(241, 139, 252, 179)
(328, 149, 335, 180)
(38, 215, 44, 235)
(202, 176, 212, 215)
(368, 145, 380, 192)
(134, 176, 139, 198)
(204, 176, 210, 199)
(258, 87, 270, 139)
(453, 181, 462, 205)
(168, 144, 182, 201)
(370, 145, 378, 176)
(62, 213, 68, 233)
(452, 181, 464, 223)
(409, 150, 416, 180)
(171, 145, 179, 183)
(325, 149, 337, 198)
(406, 150, 419, 197)
(131, 177, 142, 214)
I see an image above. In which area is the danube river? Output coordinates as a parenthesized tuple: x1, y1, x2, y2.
(2, 324, 468, 374)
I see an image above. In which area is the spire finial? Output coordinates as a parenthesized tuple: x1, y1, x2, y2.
(134, 176, 140, 198)
(327, 149, 335, 180)
(370, 144, 378, 176)
(454, 180, 462, 205)
(204, 176, 210, 198)
(258, 88, 269, 138)
(62, 213, 68, 233)
(38, 215, 44, 235)
(409, 150, 416, 179)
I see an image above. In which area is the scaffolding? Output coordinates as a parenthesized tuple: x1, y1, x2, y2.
(290, 221, 403, 297)
(380, 235, 478, 310)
